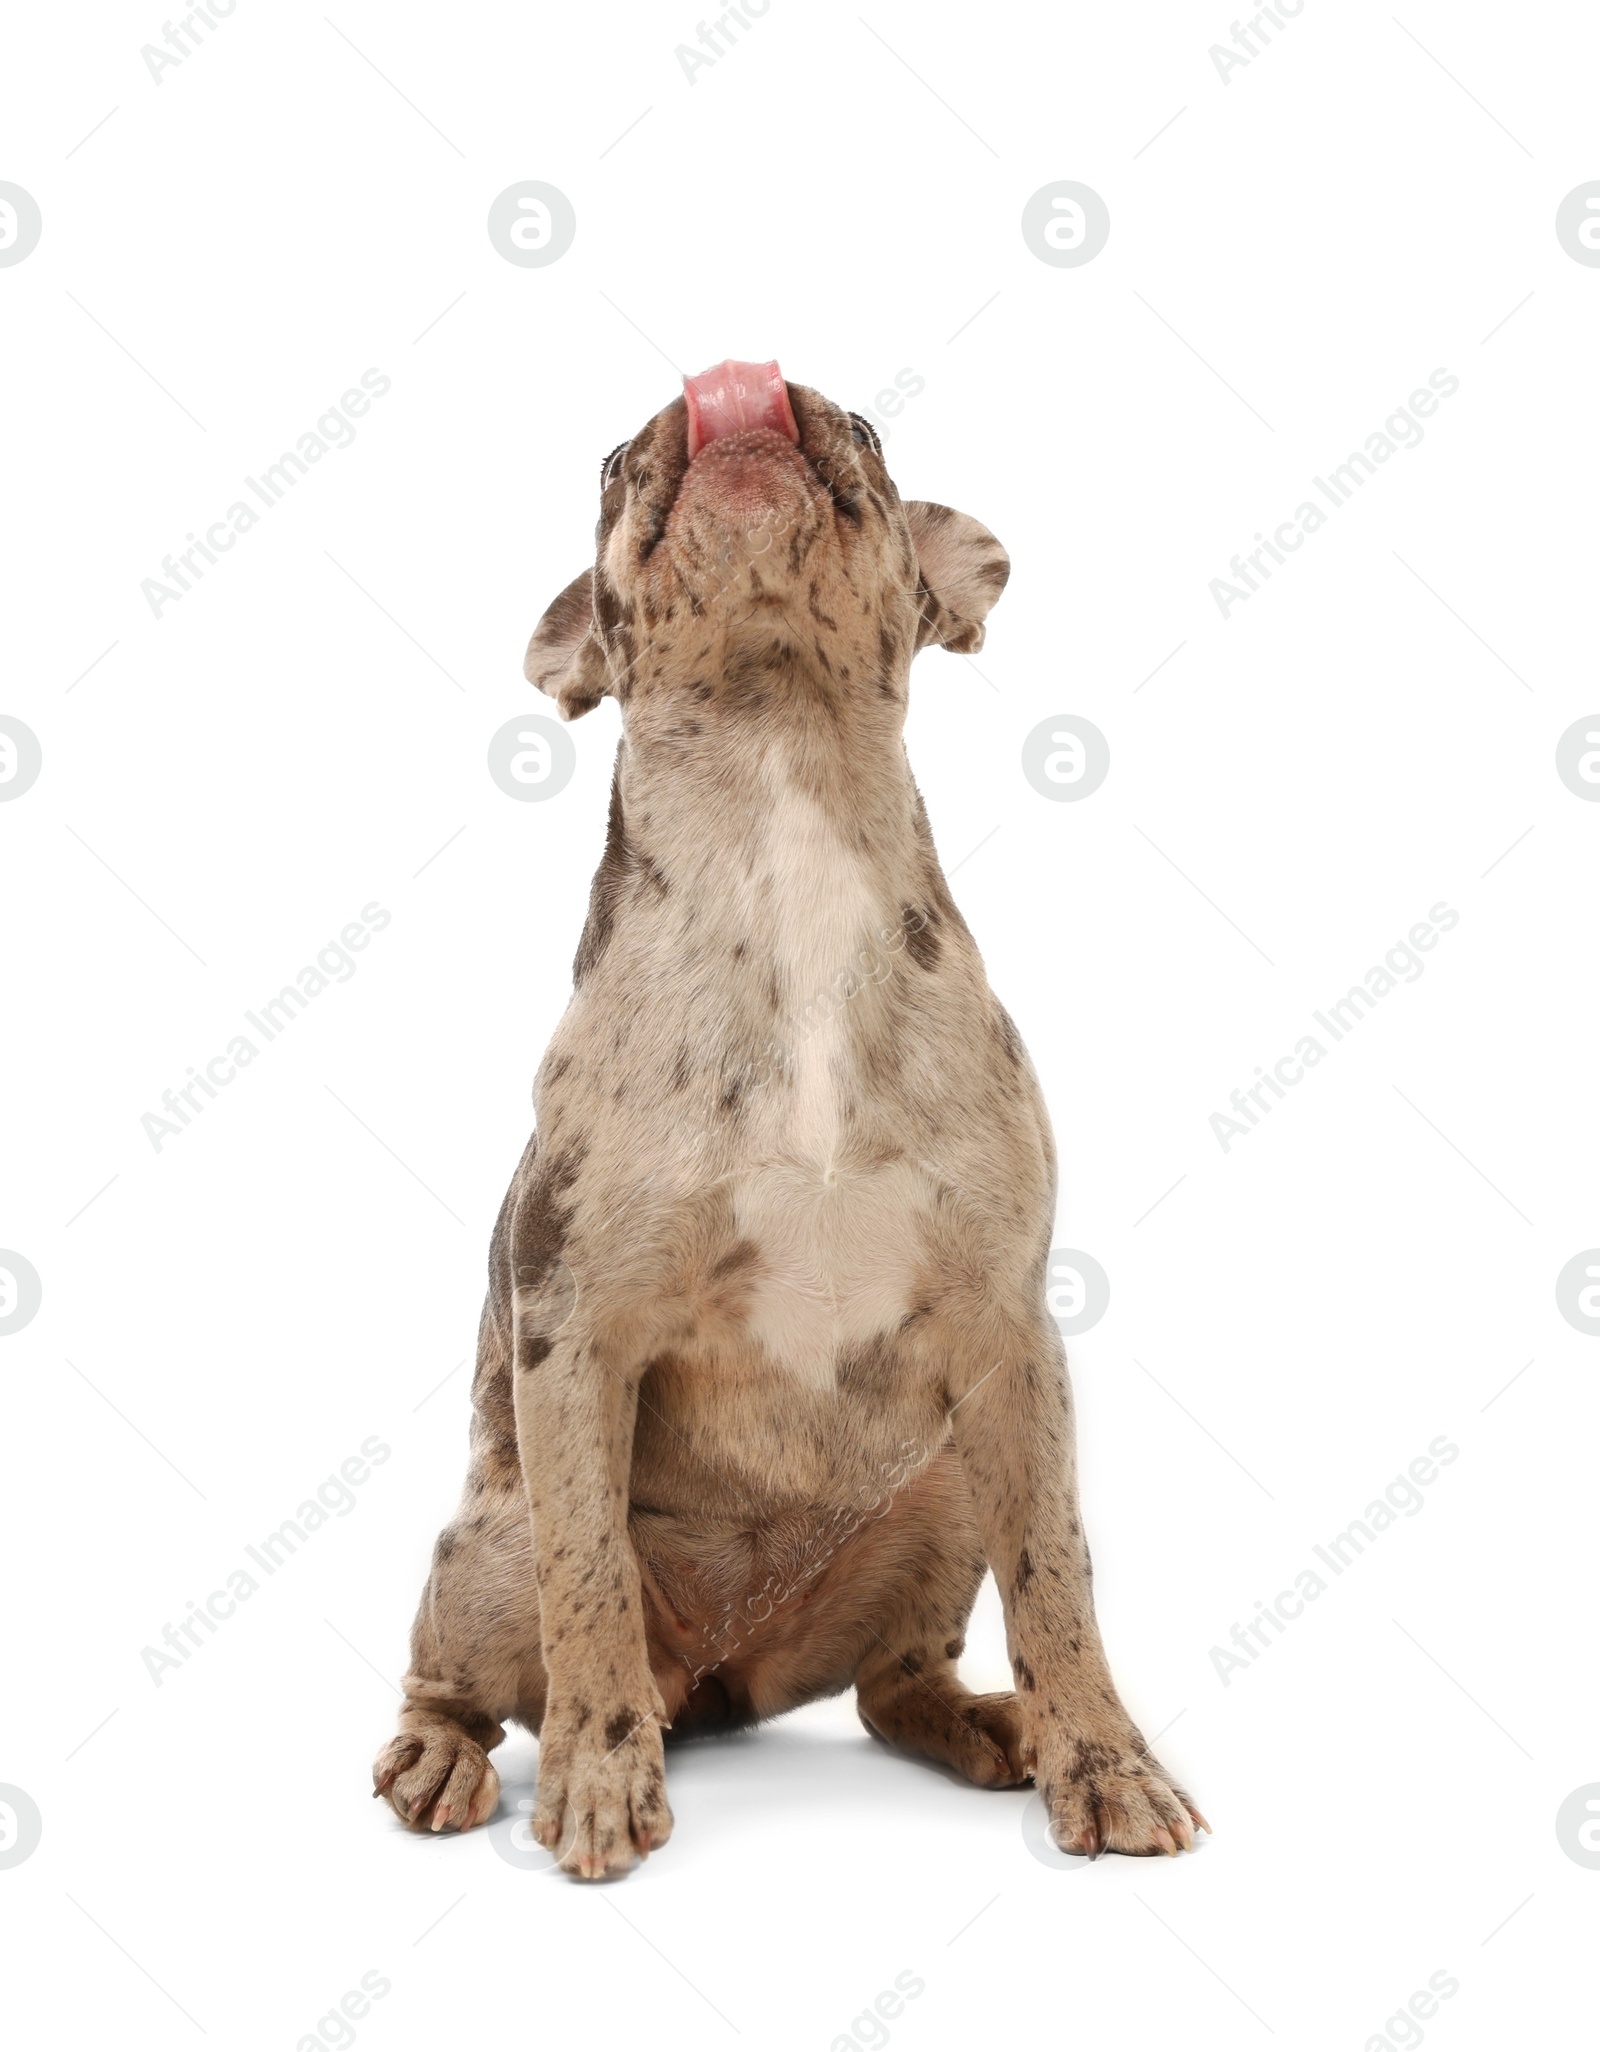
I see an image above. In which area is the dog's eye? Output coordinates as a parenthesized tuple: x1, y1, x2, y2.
(847, 412, 881, 454)
(600, 442, 629, 489)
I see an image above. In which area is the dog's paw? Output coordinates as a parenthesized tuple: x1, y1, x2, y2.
(373, 1723, 500, 1834)
(950, 1690, 1032, 1788)
(1036, 1729, 1209, 1858)
(534, 1702, 673, 1881)
(859, 1684, 1030, 1790)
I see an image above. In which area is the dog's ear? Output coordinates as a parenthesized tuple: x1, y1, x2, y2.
(905, 501, 1010, 655)
(524, 569, 612, 719)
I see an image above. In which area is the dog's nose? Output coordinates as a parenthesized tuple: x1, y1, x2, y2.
(683, 359, 800, 459)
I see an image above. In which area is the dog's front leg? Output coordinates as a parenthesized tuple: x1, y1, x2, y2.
(514, 1328, 672, 1878)
(947, 1325, 1208, 1857)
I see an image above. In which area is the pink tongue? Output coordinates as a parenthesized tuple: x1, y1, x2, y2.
(683, 359, 799, 459)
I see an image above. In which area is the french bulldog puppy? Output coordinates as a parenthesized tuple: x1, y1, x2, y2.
(373, 359, 1206, 1877)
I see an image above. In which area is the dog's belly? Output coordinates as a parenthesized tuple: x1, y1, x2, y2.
(629, 1443, 970, 1725)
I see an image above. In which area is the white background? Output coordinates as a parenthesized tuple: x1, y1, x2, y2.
(3, 0, 1597, 2045)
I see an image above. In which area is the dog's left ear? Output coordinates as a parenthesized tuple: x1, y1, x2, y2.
(905, 501, 1010, 655)
(524, 569, 613, 719)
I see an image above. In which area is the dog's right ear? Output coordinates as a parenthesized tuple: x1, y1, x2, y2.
(524, 569, 612, 720)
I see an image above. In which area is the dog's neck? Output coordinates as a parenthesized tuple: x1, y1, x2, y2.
(579, 668, 950, 1129)
(612, 655, 926, 921)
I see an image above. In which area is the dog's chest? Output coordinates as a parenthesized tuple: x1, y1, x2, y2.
(722, 776, 928, 1385)
(728, 1156, 929, 1387)
(747, 777, 878, 1157)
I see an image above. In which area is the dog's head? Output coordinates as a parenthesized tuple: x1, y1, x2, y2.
(525, 360, 1009, 720)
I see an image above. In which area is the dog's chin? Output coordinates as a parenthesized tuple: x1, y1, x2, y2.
(664, 456, 826, 597)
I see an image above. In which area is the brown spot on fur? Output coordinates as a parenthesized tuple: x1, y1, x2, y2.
(573, 767, 630, 983)
(515, 1142, 584, 1290)
(902, 905, 940, 971)
(708, 1240, 758, 1281)
(806, 582, 838, 630)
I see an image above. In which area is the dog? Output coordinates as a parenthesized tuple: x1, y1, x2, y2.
(372, 359, 1207, 1876)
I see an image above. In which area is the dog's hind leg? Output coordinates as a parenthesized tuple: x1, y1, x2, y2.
(371, 1460, 548, 1833)
(851, 1448, 1030, 1789)
(373, 1270, 549, 1834)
